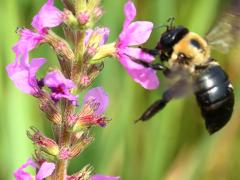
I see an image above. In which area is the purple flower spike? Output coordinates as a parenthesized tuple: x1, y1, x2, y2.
(115, 0, 159, 90)
(32, 0, 63, 33)
(91, 174, 120, 180)
(44, 71, 78, 105)
(14, 158, 55, 180)
(6, 54, 46, 95)
(83, 87, 109, 115)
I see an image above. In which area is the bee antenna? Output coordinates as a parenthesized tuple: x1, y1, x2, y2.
(167, 17, 176, 29)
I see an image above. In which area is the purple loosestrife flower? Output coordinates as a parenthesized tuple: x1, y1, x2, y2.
(115, 0, 159, 90)
(13, 0, 63, 55)
(6, 54, 46, 95)
(83, 87, 108, 116)
(14, 158, 55, 180)
(44, 70, 78, 105)
(72, 87, 109, 131)
(91, 174, 120, 180)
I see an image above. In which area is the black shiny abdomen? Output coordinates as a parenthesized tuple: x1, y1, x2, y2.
(194, 65, 234, 134)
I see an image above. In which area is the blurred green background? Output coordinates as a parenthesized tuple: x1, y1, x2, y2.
(1, 0, 240, 179)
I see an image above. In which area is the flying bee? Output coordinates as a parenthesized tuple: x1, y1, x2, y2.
(133, 13, 240, 134)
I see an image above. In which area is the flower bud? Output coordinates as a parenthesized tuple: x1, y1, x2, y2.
(27, 127, 59, 156)
(45, 31, 75, 77)
(59, 134, 93, 160)
(77, 11, 90, 25)
(38, 93, 62, 124)
(63, 9, 79, 29)
(79, 63, 104, 89)
(92, 7, 103, 21)
(38, 92, 62, 124)
(67, 165, 93, 180)
(75, 0, 103, 28)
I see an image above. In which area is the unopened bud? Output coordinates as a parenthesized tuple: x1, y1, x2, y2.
(45, 31, 75, 62)
(63, 9, 79, 29)
(59, 135, 93, 160)
(67, 164, 93, 180)
(77, 11, 90, 25)
(45, 31, 75, 77)
(27, 127, 59, 156)
(92, 7, 103, 22)
(38, 92, 62, 124)
(80, 75, 91, 87)
(70, 137, 93, 157)
(79, 63, 104, 89)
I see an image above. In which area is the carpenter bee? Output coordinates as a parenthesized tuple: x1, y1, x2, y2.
(134, 14, 240, 134)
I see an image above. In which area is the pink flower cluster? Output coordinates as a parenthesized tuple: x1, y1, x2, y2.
(6, 0, 77, 104)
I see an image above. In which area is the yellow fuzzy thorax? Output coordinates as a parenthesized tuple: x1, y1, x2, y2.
(169, 32, 211, 73)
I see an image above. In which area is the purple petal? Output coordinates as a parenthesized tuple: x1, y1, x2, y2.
(36, 162, 55, 180)
(119, 21, 153, 47)
(85, 27, 110, 46)
(6, 57, 46, 94)
(44, 71, 77, 104)
(29, 58, 47, 78)
(123, 1, 136, 29)
(14, 158, 37, 180)
(98, 27, 110, 46)
(91, 174, 120, 180)
(32, 0, 63, 33)
(119, 55, 159, 89)
(51, 92, 78, 106)
(12, 29, 43, 56)
(122, 47, 155, 62)
(85, 29, 94, 45)
(44, 70, 75, 89)
(83, 87, 109, 115)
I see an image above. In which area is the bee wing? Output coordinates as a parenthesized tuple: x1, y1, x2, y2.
(205, 9, 240, 53)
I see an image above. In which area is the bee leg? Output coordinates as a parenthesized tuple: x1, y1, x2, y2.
(131, 58, 171, 73)
(138, 47, 159, 57)
(136, 79, 188, 122)
(136, 98, 169, 122)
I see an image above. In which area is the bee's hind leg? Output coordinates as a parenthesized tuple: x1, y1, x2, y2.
(136, 98, 169, 122)
(136, 79, 189, 122)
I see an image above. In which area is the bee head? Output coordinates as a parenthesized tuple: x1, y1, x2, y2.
(156, 26, 189, 51)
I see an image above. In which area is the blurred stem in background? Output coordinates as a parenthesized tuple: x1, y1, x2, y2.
(1, 0, 240, 180)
